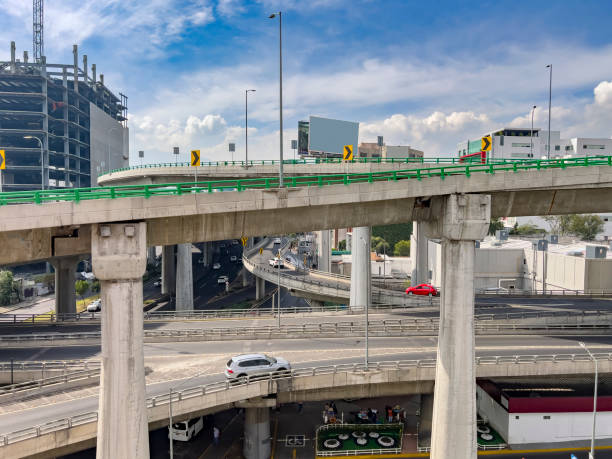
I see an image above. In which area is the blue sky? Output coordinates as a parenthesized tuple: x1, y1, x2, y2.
(2, 0, 612, 164)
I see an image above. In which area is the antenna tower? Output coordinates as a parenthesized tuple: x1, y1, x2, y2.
(33, 0, 44, 63)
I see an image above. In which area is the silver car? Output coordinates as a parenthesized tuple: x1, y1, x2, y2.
(225, 353, 291, 380)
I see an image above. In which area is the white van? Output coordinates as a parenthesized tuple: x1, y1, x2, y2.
(169, 416, 204, 441)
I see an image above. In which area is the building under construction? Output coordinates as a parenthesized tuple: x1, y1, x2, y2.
(0, 42, 128, 191)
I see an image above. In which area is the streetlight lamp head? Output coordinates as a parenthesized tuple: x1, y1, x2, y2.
(546, 64, 551, 68)
(23, 136, 33, 139)
(269, 13, 276, 18)
(579, 341, 586, 349)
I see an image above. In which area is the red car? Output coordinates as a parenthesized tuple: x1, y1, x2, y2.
(406, 284, 438, 296)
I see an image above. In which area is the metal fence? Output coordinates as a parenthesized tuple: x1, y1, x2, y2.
(2, 156, 611, 206)
(0, 368, 100, 396)
(1, 352, 610, 447)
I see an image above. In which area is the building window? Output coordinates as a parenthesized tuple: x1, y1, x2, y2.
(555, 145, 560, 151)
(515, 416, 520, 419)
(543, 415, 551, 420)
(584, 144, 605, 149)
(565, 145, 572, 151)
(511, 143, 531, 148)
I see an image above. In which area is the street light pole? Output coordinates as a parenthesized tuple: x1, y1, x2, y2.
(269, 12, 284, 187)
(360, 236, 370, 370)
(530, 105, 536, 158)
(579, 341, 598, 459)
(24, 135, 44, 189)
(546, 64, 552, 159)
(277, 248, 281, 328)
(168, 388, 174, 459)
(245, 89, 255, 165)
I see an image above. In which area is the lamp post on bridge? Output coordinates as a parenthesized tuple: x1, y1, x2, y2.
(579, 341, 598, 459)
(23, 135, 44, 190)
(268, 11, 284, 187)
(245, 89, 255, 165)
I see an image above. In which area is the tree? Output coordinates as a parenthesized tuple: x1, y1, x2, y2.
(542, 215, 572, 235)
(371, 236, 390, 254)
(75, 280, 89, 307)
(568, 214, 604, 240)
(338, 240, 346, 251)
(372, 223, 413, 253)
(488, 217, 505, 236)
(91, 280, 101, 293)
(0, 271, 14, 306)
(394, 240, 410, 256)
(510, 224, 544, 236)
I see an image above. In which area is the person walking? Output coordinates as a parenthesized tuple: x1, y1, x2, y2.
(213, 426, 220, 445)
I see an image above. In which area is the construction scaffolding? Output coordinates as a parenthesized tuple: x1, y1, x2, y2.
(0, 42, 128, 191)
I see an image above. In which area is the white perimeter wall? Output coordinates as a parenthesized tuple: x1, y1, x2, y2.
(476, 385, 509, 441)
(508, 411, 612, 445)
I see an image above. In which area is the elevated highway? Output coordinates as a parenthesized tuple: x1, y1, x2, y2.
(1, 333, 611, 458)
(2, 157, 612, 458)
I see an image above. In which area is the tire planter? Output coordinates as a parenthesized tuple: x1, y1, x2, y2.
(351, 431, 366, 439)
(338, 434, 349, 440)
(477, 426, 491, 434)
(377, 436, 395, 448)
(480, 433, 493, 441)
(355, 437, 368, 446)
(323, 439, 341, 449)
(368, 432, 380, 439)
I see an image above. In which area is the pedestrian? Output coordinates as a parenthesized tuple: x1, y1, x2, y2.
(297, 402, 303, 413)
(331, 401, 338, 416)
(213, 426, 220, 445)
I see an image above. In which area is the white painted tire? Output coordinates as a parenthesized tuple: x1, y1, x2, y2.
(351, 431, 366, 438)
(480, 433, 493, 441)
(368, 432, 380, 438)
(356, 437, 368, 445)
(476, 426, 491, 434)
(338, 434, 349, 440)
(323, 439, 341, 449)
(377, 436, 395, 447)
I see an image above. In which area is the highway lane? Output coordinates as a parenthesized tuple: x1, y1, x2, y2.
(0, 334, 611, 437)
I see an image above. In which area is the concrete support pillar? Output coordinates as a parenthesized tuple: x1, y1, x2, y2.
(317, 229, 332, 272)
(161, 245, 175, 296)
(428, 194, 490, 459)
(411, 222, 428, 285)
(92, 222, 149, 459)
(255, 277, 266, 300)
(349, 226, 371, 310)
(243, 407, 271, 459)
(146, 246, 156, 266)
(50, 256, 79, 315)
(176, 243, 194, 311)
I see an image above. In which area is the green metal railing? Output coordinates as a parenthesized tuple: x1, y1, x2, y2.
(1, 156, 610, 207)
(98, 156, 524, 177)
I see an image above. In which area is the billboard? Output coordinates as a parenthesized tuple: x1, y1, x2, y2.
(308, 116, 359, 157)
(298, 121, 309, 154)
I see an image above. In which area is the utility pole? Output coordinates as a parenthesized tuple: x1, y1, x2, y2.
(546, 64, 552, 159)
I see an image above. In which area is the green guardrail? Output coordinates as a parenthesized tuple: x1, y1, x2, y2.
(98, 156, 527, 178)
(0, 156, 610, 207)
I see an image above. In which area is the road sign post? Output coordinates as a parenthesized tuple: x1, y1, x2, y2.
(191, 150, 200, 184)
(481, 135, 491, 152)
(343, 145, 353, 161)
(229, 143, 235, 163)
(0, 150, 4, 193)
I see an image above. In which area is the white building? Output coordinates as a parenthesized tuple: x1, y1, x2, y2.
(478, 380, 612, 448)
(457, 128, 612, 160)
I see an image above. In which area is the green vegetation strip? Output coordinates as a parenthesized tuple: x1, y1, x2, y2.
(1, 156, 611, 207)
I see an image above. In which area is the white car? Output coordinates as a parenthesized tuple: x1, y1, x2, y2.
(212, 263, 221, 270)
(217, 275, 229, 284)
(86, 299, 101, 312)
(225, 354, 291, 380)
(269, 258, 283, 268)
(273, 238, 282, 245)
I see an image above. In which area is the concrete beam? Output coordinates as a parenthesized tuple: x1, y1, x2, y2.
(349, 227, 370, 310)
(175, 243, 193, 311)
(50, 255, 80, 315)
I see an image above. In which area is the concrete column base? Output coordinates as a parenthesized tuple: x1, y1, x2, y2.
(92, 222, 149, 459)
(410, 222, 429, 285)
(255, 277, 266, 300)
(349, 226, 370, 310)
(176, 243, 194, 311)
(50, 255, 79, 315)
(243, 407, 271, 459)
(161, 245, 176, 296)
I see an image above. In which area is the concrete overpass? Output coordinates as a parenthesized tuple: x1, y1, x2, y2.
(1, 157, 612, 458)
(1, 352, 610, 459)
